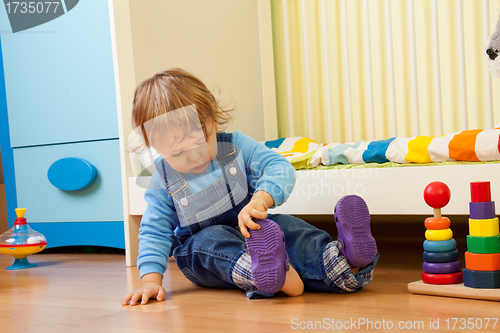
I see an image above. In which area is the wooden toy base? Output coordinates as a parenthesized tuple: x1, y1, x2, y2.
(408, 280, 500, 301)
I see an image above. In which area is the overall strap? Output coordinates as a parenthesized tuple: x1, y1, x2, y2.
(154, 159, 190, 199)
(215, 132, 239, 207)
(215, 132, 238, 166)
(216, 132, 232, 142)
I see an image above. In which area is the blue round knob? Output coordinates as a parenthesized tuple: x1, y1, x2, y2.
(47, 157, 97, 191)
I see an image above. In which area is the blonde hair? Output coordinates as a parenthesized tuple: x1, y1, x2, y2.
(132, 68, 232, 151)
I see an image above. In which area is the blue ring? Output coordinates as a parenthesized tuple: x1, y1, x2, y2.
(423, 249, 460, 263)
(423, 239, 457, 252)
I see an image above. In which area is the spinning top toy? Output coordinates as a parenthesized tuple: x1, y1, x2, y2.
(0, 208, 47, 270)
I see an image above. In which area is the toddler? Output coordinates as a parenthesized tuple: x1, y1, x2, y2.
(122, 68, 378, 305)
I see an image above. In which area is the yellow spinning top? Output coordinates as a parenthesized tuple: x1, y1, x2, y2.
(0, 208, 47, 270)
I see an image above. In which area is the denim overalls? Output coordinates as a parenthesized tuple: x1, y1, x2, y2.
(155, 133, 251, 242)
(155, 133, 377, 295)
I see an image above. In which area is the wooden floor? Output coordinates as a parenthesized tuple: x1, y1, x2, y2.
(1, 246, 499, 333)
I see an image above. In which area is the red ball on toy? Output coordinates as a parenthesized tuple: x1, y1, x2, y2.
(424, 181, 451, 208)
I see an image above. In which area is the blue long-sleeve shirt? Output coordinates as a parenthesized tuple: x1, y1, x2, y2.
(137, 131, 296, 278)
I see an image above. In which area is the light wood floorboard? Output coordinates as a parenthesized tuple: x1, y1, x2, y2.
(0, 247, 499, 333)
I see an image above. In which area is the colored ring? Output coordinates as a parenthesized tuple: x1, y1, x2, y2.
(469, 201, 496, 220)
(463, 268, 500, 289)
(469, 218, 499, 237)
(422, 271, 463, 285)
(423, 260, 462, 274)
(464, 252, 500, 271)
(466, 235, 500, 254)
(423, 239, 457, 252)
(424, 217, 451, 230)
(423, 249, 460, 263)
(425, 228, 453, 241)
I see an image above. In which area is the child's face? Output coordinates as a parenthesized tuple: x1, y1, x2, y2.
(155, 124, 218, 174)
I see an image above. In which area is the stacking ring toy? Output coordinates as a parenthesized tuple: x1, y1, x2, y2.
(423, 239, 457, 252)
(423, 249, 460, 263)
(423, 260, 462, 274)
(422, 271, 463, 285)
(425, 228, 453, 241)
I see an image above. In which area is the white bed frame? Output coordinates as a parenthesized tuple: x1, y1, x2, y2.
(129, 163, 500, 217)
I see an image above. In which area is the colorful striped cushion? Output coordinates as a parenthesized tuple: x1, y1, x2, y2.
(265, 129, 500, 168)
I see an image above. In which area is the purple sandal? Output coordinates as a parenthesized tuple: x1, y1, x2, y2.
(245, 218, 289, 294)
(334, 195, 377, 268)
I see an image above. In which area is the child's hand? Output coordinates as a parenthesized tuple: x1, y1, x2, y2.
(122, 273, 165, 306)
(238, 198, 267, 238)
(238, 191, 275, 238)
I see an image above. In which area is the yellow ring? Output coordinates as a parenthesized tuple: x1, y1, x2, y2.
(425, 228, 453, 241)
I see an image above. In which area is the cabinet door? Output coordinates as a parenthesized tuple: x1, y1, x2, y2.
(14, 139, 123, 223)
(0, 0, 118, 147)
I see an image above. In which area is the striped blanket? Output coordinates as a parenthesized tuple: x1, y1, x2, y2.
(264, 129, 500, 168)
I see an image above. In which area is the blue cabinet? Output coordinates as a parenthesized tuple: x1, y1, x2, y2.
(1, 0, 118, 147)
(0, 0, 124, 249)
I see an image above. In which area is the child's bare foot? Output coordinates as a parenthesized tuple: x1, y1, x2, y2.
(281, 265, 304, 296)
